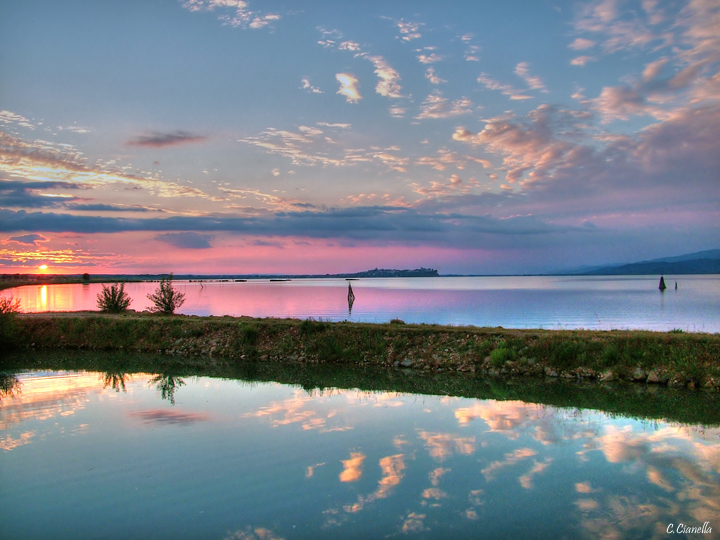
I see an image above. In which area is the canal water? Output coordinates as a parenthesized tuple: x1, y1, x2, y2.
(1, 369, 718, 539)
(3, 274, 719, 332)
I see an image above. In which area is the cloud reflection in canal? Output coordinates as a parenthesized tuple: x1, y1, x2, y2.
(1, 371, 719, 539)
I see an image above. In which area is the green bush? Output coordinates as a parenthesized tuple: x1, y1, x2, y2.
(490, 343, 517, 367)
(299, 318, 328, 336)
(96, 283, 132, 313)
(0, 296, 22, 350)
(147, 275, 185, 314)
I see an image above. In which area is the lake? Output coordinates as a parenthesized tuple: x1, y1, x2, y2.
(2, 367, 718, 539)
(3, 275, 720, 332)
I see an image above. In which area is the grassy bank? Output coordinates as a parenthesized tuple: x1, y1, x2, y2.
(2, 312, 719, 391)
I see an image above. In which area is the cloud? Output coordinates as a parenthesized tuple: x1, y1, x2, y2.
(0, 179, 85, 208)
(593, 85, 657, 121)
(322, 31, 404, 99)
(464, 44, 481, 61)
(396, 19, 422, 41)
(417, 53, 444, 64)
(155, 232, 213, 249)
(425, 67, 446, 85)
(358, 54, 404, 98)
(515, 62, 547, 92)
(477, 73, 532, 100)
(451, 102, 720, 222)
(128, 409, 209, 424)
(301, 78, 323, 94)
(58, 125, 91, 134)
(0, 110, 35, 129)
(6, 233, 47, 246)
(569, 38, 596, 50)
(415, 149, 491, 171)
(181, 0, 280, 30)
(0, 205, 586, 250)
(339, 452, 365, 482)
(0, 131, 211, 198)
(68, 203, 165, 213)
(571, 55, 597, 66)
(413, 174, 481, 197)
(126, 131, 207, 148)
(336, 73, 362, 103)
(338, 41, 361, 51)
(416, 91, 473, 119)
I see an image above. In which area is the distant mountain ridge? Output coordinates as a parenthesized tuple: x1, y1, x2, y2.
(579, 249, 720, 275)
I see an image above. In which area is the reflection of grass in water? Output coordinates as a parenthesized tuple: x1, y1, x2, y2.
(5, 349, 720, 426)
(102, 372, 129, 392)
(0, 373, 21, 401)
(149, 374, 186, 405)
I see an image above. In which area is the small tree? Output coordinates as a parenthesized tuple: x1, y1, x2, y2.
(0, 296, 22, 314)
(147, 274, 185, 314)
(82, 273, 90, 282)
(96, 283, 132, 313)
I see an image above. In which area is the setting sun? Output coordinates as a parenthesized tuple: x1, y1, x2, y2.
(38, 265, 48, 271)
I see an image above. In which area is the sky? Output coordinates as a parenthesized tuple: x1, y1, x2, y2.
(1, 0, 718, 275)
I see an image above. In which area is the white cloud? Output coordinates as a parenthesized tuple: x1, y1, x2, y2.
(417, 53, 444, 64)
(336, 73, 362, 103)
(416, 91, 473, 119)
(569, 38, 596, 50)
(397, 20, 422, 41)
(339, 41, 361, 51)
(571, 56, 596, 66)
(301, 78, 323, 94)
(477, 73, 532, 100)
(515, 62, 547, 92)
(360, 55, 404, 98)
(181, 0, 280, 29)
(425, 67, 446, 85)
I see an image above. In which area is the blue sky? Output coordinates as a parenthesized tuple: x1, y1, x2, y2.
(1, 0, 719, 274)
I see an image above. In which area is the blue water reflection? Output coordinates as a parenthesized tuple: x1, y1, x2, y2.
(2, 372, 719, 539)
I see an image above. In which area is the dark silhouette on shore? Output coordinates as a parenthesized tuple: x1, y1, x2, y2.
(659, 276, 667, 291)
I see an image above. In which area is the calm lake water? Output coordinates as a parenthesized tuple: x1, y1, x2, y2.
(2, 370, 719, 539)
(4, 275, 720, 332)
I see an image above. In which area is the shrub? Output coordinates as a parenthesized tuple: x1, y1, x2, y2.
(0, 296, 22, 314)
(0, 296, 21, 349)
(299, 318, 328, 336)
(147, 274, 185, 314)
(96, 283, 132, 313)
(490, 343, 517, 367)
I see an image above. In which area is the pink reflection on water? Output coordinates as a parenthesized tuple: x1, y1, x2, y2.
(2, 276, 718, 331)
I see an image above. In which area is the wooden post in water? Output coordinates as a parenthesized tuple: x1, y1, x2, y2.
(659, 276, 667, 291)
(348, 283, 355, 315)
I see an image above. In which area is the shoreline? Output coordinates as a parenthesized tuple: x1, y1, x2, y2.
(3, 312, 719, 392)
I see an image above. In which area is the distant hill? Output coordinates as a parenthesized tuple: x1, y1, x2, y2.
(338, 267, 439, 278)
(581, 249, 720, 275)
